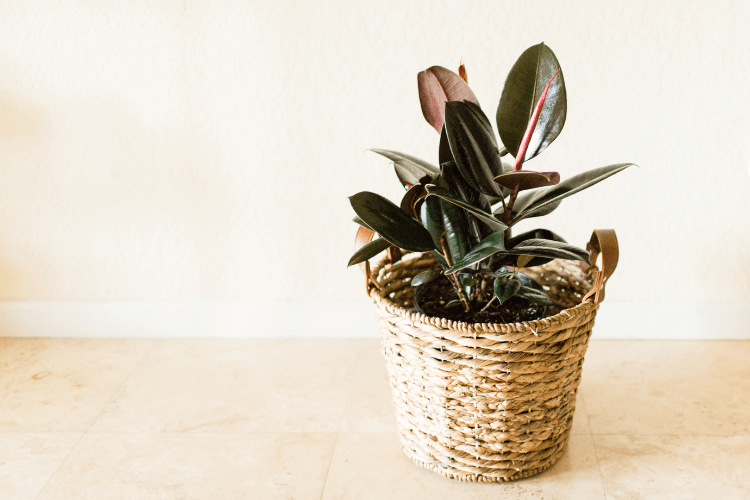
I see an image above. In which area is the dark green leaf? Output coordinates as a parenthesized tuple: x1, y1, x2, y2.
(507, 238, 589, 264)
(425, 185, 507, 232)
(419, 194, 472, 264)
(517, 286, 554, 306)
(441, 160, 492, 243)
(439, 125, 453, 166)
(347, 238, 392, 267)
(353, 215, 373, 230)
(369, 149, 439, 187)
(444, 100, 506, 197)
(506, 229, 566, 249)
(349, 192, 436, 251)
(496, 42, 566, 161)
(445, 231, 507, 274)
(411, 269, 442, 287)
(512, 163, 634, 223)
(430, 250, 449, 268)
(494, 275, 521, 305)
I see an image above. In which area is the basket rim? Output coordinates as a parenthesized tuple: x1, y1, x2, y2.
(369, 252, 598, 335)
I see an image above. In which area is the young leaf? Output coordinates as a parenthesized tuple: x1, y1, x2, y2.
(496, 43, 566, 161)
(458, 61, 468, 83)
(349, 192, 436, 251)
(444, 100, 506, 197)
(425, 185, 507, 232)
(511, 164, 634, 223)
(347, 238, 392, 267)
(368, 149, 438, 188)
(494, 275, 521, 305)
(411, 269, 442, 287)
(418, 66, 479, 134)
(445, 231, 507, 274)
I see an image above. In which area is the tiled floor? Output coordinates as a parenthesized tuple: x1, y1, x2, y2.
(1, 338, 749, 499)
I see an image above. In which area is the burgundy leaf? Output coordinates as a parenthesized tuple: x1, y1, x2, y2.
(418, 66, 479, 134)
(493, 170, 560, 192)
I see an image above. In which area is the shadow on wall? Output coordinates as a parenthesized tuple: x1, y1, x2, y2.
(0, 86, 230, 300)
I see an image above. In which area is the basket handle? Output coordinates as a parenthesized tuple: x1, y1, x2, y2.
(354, 226, 404, 293)
(580, 229, 619, 304)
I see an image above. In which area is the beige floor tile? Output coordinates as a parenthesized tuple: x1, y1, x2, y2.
(0, 433, 82, 500)
(580, 340, 750, 435)
(321, 432, 605, 500)
(340, 339, 397, 433)
(35, 432, 336, 500)
(90, 339, 360, 433)
(594, 434, 750, 499)
(0, 339, 151, 432)
(570, 392, 592, 435)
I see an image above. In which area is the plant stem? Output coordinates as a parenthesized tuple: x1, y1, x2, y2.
(440, 231, 471, 313)
(503, 184, 521, 224)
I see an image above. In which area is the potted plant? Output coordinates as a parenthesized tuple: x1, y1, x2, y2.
(347, 43, 633, 482)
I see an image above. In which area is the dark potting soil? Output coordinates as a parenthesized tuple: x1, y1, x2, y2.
(413, 274, 554, 324)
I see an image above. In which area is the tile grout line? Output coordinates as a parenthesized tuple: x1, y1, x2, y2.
(318, 341, 364, 500)
(32, 339, 156, 500)
(577, 391, 608, 500)
(590, 435, 610, 500)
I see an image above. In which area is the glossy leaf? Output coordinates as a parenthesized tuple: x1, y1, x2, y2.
(444, 100, 506, 197)
(369, 149, 438, 188)
(441, 160, 491, 243)
(411, 269, 442, 287)
(507, 238, 589, 264)
(506, 228, 566, 249)
(512, 164, 634, 223)
(349, 192, 436, 251)
(439, 125, 453, 166)
(425, 185, 507, 232)
(418, 66, 479, 133)
(419, 193, 472, 264)
(512, 70, 560, 170)
(494, 275, 521, 305)
(493, 170, 560, 192)
(347, 237, 392, 267)
(497, 229, 567, 268)
(517, 286, 554, 306)
(353, 215, 373, 230)
(400, 184, 427, 218)
(496, 43, 566, 161)
(445, 231, 506, 274)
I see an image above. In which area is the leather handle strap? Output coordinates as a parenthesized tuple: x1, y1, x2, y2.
(354, 225, 381, 293)
(354, 226, 404, 293)
(581, 229, 619, 305)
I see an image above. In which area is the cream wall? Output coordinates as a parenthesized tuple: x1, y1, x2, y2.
(0, 0, 748, 306)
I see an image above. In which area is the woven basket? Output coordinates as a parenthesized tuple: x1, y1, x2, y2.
(362, 230, 618, 482)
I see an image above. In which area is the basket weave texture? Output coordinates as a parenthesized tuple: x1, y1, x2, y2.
(369, 252, 598, 482)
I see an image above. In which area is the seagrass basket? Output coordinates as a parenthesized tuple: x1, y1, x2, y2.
(365, 242, 614, 482)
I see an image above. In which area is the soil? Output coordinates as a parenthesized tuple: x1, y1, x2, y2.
(413, 273, 554, 324)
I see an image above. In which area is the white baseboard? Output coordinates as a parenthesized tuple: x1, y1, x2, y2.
(0, 301, 747, 340)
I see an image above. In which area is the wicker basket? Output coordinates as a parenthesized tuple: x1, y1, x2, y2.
(362, 230, 618, 482)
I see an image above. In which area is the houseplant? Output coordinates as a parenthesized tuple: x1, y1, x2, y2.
(347, 43, 632, 481)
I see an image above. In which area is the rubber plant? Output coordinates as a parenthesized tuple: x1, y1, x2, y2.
(348, 43, 633, 322)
